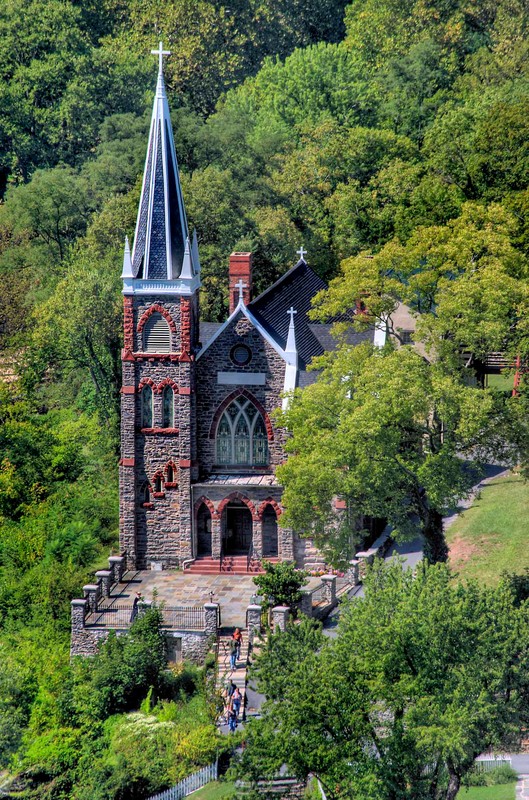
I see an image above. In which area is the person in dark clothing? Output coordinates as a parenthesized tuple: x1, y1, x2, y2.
(228, 708, 238, 733)
(229, 639, 238, 670)
(130, 591, 143, 623)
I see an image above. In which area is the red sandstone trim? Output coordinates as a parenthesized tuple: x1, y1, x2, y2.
(209, 388, 274, 442)
(121, 386, 135, 395)
(194, 495, 218, 520)
(158, 378, 179, 394)
(137, 304, 177, 334)
(179, 459, 192, 468)
(121, 349, 135, 362)
(217, 492, 259, 521)
(164, 482, 178, 489)
(142, 502, 155, 510)
(138, 377, 157, 391)
(152, 492, 165, 499)
(123, 297, 134, 351)
(258, 498, 283, 520)
(180, 387, 192, 395)
(120, 457, 135, 467)
(334, 499, 347, 510)
(180, 297, 192, 355)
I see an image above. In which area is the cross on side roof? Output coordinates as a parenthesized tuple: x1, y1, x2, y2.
(296, 246, 307, 260)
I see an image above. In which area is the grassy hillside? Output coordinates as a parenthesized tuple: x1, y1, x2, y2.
(447, 473, 529, 585)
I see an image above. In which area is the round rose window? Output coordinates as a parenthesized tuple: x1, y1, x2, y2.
(230, 344, 252, 366)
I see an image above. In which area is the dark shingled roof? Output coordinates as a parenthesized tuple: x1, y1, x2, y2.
(199, 322, 222, 347)
(248, 259, 328, 369)
(198, 260, 376, 374)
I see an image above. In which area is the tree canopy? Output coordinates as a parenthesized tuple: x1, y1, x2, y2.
(241, 561, 529, 800)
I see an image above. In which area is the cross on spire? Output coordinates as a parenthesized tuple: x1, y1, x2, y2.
(235, 278, 247, 302)
(151, 41, 171, 74)
(287, 306, 297, 323)
(296, 246, 307, 261)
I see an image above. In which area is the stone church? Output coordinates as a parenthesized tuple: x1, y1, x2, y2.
(119, 49, 374, 574)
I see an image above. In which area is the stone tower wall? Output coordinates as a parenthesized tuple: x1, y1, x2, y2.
(119, 293, 197, 569)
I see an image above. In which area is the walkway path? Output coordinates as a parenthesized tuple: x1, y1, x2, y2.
(216, 629, 249, 734)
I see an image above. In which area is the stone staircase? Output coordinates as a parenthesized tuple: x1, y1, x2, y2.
(186, 555, 280, 575)
(216, 628, 249, 725)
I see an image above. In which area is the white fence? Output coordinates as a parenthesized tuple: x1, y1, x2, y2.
(147, 761, 218, 800)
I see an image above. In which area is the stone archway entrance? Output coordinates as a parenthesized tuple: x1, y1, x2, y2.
(196, 503, 212, 557)
(223, 501, 252, 555)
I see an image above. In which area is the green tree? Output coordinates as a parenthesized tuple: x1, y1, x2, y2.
(278, 344, 504, 563)
(240, 561, 529, 800)
(253, 560, 308, 613)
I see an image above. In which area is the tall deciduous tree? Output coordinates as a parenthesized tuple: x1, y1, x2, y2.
(278, 343, 506, 563)
(241, 561, 529, 800)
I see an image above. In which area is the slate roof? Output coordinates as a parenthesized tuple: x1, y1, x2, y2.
(248, 259, 375, 370)
(198, 259, 376, 380)
(248, 259, 328, 369)
(131, 63, 196, 281)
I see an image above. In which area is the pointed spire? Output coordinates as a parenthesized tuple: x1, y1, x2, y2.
(130, 43, 199, 285)
(121, 236, 133, 278)
(285, 306, 298, 365)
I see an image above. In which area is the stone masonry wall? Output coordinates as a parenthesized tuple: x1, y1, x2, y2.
(120, 294, 197, 569)
(195, 312, 287, 475)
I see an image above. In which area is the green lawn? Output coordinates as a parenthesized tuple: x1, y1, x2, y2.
(456, 784, 516, 800)
(447, 473, 529, 585)
(186, 781, 237, 799)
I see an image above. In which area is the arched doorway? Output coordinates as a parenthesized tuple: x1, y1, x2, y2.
(262, 505, 279, 557)
(223, 501, 253, 555)
(196, 503, 212, 557)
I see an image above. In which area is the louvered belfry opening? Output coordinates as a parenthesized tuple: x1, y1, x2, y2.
(143, 312, 171, 352)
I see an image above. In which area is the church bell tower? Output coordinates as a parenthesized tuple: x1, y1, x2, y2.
(119, 44, 200, 569)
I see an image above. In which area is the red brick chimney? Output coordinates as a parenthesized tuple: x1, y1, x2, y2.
(229, 252, 253, 314)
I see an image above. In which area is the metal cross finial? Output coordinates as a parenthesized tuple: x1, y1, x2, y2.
(296, 246, 307, 260)
(287, 306, 297, 322)
(151, 41, 171, 74)
(235, 278, 247, 302)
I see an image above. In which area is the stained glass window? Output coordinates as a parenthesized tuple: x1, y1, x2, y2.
(162, 386, 174, 428)
(216, 396, 269, 466)
(141, 385, 153, 428)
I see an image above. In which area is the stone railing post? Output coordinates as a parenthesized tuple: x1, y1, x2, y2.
(71, 598, 87, 632)
(83, 583, 100, 613)
(252, 520, 263, 559)
(246, 603, 262, 643)
(204, 603, 219, 635)
(211, 519, 221, 559)
(108, 555, 125, 584)
(278, 526, 294, 561)
(346, 559, 360, 586)
(321, 575, 337, 606)
(95, 570, 112, 599)
(300, 590, 313, 617)
(272, 605, 290, 632)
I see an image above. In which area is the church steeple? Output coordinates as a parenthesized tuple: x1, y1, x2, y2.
(129, 43, 199, 287)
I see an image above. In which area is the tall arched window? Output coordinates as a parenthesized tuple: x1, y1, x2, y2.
(216, 396, 269, 466)
(143, 312, 171, 353)
(162, 386, 174, 428)
(141, 385, 153, 428)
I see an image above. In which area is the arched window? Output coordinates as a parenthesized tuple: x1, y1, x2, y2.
(216, 396, 269, 467)
(153, 473, 163, 493)
(141, 385, 153, 428)
(140, 483, 151, 505)
(143, 312, 171, 353)
(162, 386, 174, 428)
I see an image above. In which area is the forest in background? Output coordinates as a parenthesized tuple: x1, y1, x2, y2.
(1, 0, 529, 796)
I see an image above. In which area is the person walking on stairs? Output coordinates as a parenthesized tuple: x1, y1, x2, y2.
(229, 638, 238, 671)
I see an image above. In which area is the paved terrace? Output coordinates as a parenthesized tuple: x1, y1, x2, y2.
(96, 570, 332, 629)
